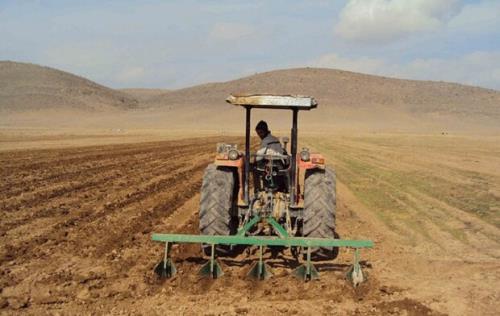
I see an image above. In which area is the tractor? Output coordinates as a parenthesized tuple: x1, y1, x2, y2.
(152, 94, 373, 285)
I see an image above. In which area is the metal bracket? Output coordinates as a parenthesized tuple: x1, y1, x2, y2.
(267, 217, 289, 238)
(237, 215, 261, 236)
(152, 233, 374, 248)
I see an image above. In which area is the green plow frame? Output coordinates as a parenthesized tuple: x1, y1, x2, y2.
(152, 215, 373, 285)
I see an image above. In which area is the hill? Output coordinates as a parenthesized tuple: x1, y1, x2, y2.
(1, 64, 499, 133)
(0, 61, 138, 112)
(145, 68, 500, 132)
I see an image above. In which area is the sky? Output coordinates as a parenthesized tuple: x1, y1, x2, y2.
(1, 0, 499, 90)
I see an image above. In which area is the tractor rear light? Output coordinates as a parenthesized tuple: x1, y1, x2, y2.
(216, 153, 227, 160)
(300, 150, 310, 162)
(228, 150, 239, 160)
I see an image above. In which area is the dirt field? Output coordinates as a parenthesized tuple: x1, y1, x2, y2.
(1, 135, 499, 315)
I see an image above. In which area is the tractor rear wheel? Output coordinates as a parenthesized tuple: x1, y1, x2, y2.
(199, 164, 238, 256)
(303, 167, 339, 260)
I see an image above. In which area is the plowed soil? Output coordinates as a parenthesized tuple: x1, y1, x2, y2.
(1, 135, 499, 315)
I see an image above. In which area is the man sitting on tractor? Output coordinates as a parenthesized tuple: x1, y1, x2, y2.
(255, 120, 284, 155)
(254, 120, 287, 191)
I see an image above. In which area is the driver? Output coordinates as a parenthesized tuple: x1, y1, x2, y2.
(255, 120, 283, 155)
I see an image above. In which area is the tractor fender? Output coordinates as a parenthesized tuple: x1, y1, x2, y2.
(296, 153, 326, 208)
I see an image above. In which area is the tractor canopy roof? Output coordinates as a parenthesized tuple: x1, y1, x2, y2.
(226, 94, 317, 110)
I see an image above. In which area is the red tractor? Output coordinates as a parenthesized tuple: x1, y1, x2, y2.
(153, 94, 371, 284)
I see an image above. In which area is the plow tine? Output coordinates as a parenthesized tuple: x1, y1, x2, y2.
(247, 245, 273, 280)
(154, 242, 177, 279)
(346, 248, 364, 287)
(199, 244, 224, 279)
(293, 247, 319, 281)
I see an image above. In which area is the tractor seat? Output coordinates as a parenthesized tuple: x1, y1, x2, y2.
(253, 147, 289, 176)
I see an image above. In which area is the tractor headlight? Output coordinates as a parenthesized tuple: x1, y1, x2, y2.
(228, 149, 239, 160)
(300, 149, 310, 161)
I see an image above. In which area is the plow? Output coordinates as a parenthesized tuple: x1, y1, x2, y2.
(152, 94, 373, 286)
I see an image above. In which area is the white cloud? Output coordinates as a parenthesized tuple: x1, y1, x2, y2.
(311, 51, 500, 90)
(209, 22, 255, 41)
(335, 0, 464, 42)
(448, 0, 500, 33)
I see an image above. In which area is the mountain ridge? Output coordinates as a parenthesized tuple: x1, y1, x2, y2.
(1, 61, 499, 133)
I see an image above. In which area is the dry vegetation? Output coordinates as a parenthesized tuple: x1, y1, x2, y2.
(120, 89, 170, 102)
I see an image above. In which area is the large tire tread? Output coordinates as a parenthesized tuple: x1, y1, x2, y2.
(303, 167, 338, 260)
(199, 164, 237, 256)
